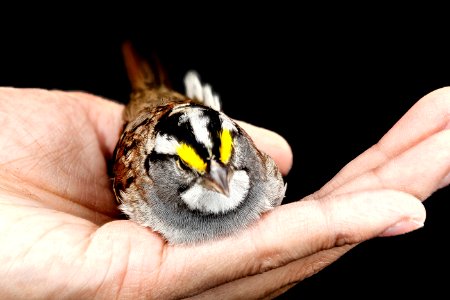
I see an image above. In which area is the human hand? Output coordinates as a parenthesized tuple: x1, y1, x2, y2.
(0, 87, 448, 299)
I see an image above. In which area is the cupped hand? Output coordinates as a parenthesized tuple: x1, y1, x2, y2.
(0, 87, 448, 299)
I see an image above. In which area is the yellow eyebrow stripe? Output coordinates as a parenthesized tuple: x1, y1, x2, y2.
(219, 129, 233, 164)
(177, 143, 206, 172)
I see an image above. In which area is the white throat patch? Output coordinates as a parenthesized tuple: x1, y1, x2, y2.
(180, 170, 250, 214)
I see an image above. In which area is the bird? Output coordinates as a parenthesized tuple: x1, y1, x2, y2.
(112, 42, 286, 244)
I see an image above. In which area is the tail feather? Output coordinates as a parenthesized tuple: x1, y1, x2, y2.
(151, 52, 171, 88)
(122, 41, 159, 90)
(184, 71, 221, 111)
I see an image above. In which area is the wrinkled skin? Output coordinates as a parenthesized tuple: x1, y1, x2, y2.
(0, 87, 449, 299)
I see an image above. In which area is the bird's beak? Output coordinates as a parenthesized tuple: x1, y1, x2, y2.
(205, 160, 230, 197)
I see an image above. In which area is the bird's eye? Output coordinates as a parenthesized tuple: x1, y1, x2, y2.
(176, 158, 191, 171)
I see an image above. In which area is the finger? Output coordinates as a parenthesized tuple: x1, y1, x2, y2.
(237, 120, 293, 175)
(323, 129, 450, 200)
(159, 190, 424, 298)
(191, 245, 353, 299)
(318, 87, 450, 197)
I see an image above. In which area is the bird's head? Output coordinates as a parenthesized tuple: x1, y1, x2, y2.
(148, 104, 250, 214)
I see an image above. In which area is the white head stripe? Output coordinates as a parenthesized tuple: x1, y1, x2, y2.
(188, 108, 212, 149)
(154, 134, 179, 155)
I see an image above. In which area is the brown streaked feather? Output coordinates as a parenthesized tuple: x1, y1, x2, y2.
(113, 101, 181, 204)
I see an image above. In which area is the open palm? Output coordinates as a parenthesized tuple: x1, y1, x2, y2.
(0, 87, 448, 299)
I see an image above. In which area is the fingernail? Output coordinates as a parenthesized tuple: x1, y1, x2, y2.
(379, 219, 424, 237)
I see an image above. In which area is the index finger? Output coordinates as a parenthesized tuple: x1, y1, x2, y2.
(317, 87, 450, 197)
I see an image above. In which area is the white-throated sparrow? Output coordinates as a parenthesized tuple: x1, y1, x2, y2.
(113, 43, 286, 244)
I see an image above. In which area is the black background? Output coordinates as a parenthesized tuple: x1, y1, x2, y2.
(1, 13, 449, 298)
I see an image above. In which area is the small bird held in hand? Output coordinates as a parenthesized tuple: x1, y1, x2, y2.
(112, 43, 286, 244)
